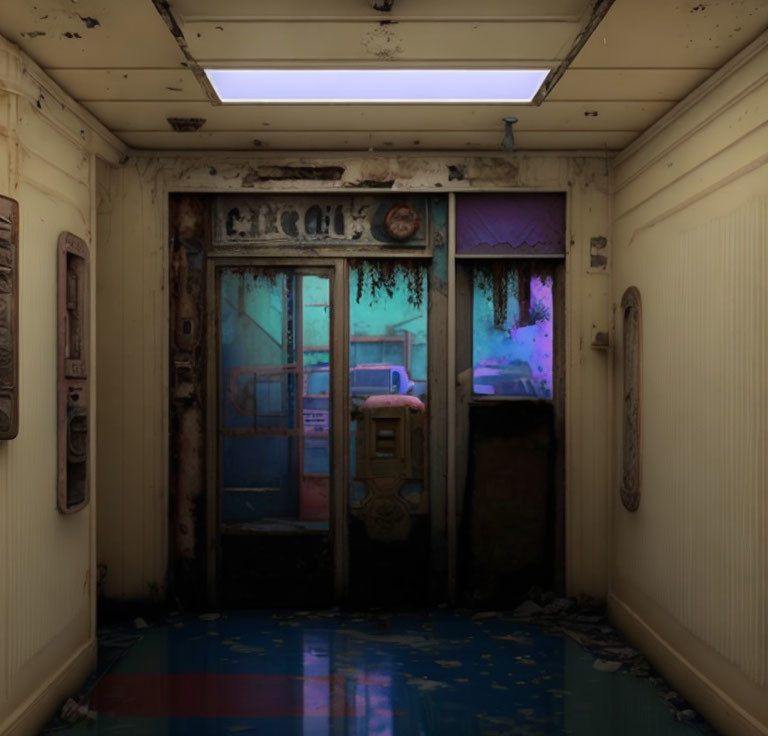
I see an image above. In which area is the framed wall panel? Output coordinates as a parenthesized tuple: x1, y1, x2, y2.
(58, 231, 90, 514)
(620, 286, 642, 512)
(0, 196, 19, 440)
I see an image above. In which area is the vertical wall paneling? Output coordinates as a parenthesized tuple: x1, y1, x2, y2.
(565, 157, 612, 597)
(0, 35, 124, 734)
(610, 42, 768, 735)
(97, 162, 168, 600)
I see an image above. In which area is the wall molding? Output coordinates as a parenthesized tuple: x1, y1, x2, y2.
(615, 122, 768, 239)
(613, 27, 768, 172)
(0, 638, 95, 736)
(0, 34, 126, 164)
(618, 133, 768, 252)
(608, 593, 768, 736)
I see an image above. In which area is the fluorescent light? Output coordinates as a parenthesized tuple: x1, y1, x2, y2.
(204, 69, 549, 104)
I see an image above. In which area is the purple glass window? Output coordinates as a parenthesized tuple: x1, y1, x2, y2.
(457, 193, 566, 256)
(473, 262, 554, 399)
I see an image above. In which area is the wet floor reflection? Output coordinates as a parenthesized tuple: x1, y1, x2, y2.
(50, 611, 717, 736)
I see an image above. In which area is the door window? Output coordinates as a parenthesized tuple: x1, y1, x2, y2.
(472, 261, 555, 399)
(219, 268, 331, 530)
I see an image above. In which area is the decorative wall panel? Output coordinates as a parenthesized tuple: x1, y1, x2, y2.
(620, 286, 641, 512)
(58, 231, 90, 514)
(0, 195, 19, 440)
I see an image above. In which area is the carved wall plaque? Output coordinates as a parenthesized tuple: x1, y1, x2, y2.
(58, 232, 90, 514)
(620, 286, 641, 512)
(0, 196, 19, 440)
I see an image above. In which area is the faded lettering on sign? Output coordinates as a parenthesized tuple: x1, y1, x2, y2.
(213, 195, 428, 247)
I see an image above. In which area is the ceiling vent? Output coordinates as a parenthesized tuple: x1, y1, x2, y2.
(167, 117, 206, 132)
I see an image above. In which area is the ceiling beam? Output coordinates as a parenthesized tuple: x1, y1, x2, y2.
(151, 0, 220, 105)
(533, 0, 615, 105)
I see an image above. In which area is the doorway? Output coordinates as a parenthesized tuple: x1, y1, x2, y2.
(168, 194, 448, 607)
(168, 191, 565, 609)
(216, 265, 335, 606)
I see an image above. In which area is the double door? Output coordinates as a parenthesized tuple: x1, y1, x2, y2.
(214, 260, 430, 606)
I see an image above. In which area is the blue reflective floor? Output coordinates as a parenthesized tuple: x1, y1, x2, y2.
(47, 610, 718, 736)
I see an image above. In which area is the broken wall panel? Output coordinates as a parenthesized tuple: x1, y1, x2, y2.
(57, 231, 90, 514)
(0, 195, 18, 440)
(456, 193, 566, 256)
(169, 195, 209, 603)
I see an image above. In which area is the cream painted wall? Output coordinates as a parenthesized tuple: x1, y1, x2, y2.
(609, 33, 768, 736)
(96, 151, 613, 602)
(0, 37, 123, 736)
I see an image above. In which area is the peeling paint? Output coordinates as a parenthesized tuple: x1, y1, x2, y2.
(167, 117, 206, 132)
(349, 179, 395, 189)
(241, 166, 345, 185)
(361, 25, 404, 60)
(78, 15, 100, 28)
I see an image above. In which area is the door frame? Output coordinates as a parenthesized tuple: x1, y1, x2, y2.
(205, 257, 349, 603)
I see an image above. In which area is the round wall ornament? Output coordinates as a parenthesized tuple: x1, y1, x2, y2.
(384, 203, 420, 241)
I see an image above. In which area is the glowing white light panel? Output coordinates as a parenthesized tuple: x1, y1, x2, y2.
(205, 69, 549, 103)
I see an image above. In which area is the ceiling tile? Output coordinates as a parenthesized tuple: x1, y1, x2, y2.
(184, 20, 578, 63)
(48, 69, 206, 102)
(574, 0, 768, 69)
(549, 68, 714, 101)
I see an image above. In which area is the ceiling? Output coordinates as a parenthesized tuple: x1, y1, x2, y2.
(0, 0, 766, 152)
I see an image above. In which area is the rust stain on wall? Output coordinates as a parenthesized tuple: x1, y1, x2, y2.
(169, 196, 208, 576)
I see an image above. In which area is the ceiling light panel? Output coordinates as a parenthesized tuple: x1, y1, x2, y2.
(205, 69, 550, 103)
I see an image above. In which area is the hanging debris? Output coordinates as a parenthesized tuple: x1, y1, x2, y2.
(474, 261, 553, 329)
(474, 261, 515, 328)
(350, 259, 427, 309)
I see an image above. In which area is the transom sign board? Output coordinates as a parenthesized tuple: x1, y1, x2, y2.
(213, 195, 429, 249)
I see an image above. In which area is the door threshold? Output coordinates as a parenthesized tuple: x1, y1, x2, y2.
(221, 520, 330, 535)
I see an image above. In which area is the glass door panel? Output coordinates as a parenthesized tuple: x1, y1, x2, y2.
(347, 260, 429, 604)
(219, 268, 331, 532)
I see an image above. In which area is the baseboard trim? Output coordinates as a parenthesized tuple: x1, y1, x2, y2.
(608, 593, 768, 736)
(0, 638, 96, 736)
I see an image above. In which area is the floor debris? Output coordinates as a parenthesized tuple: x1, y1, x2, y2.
(41, 602, 718, 735)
